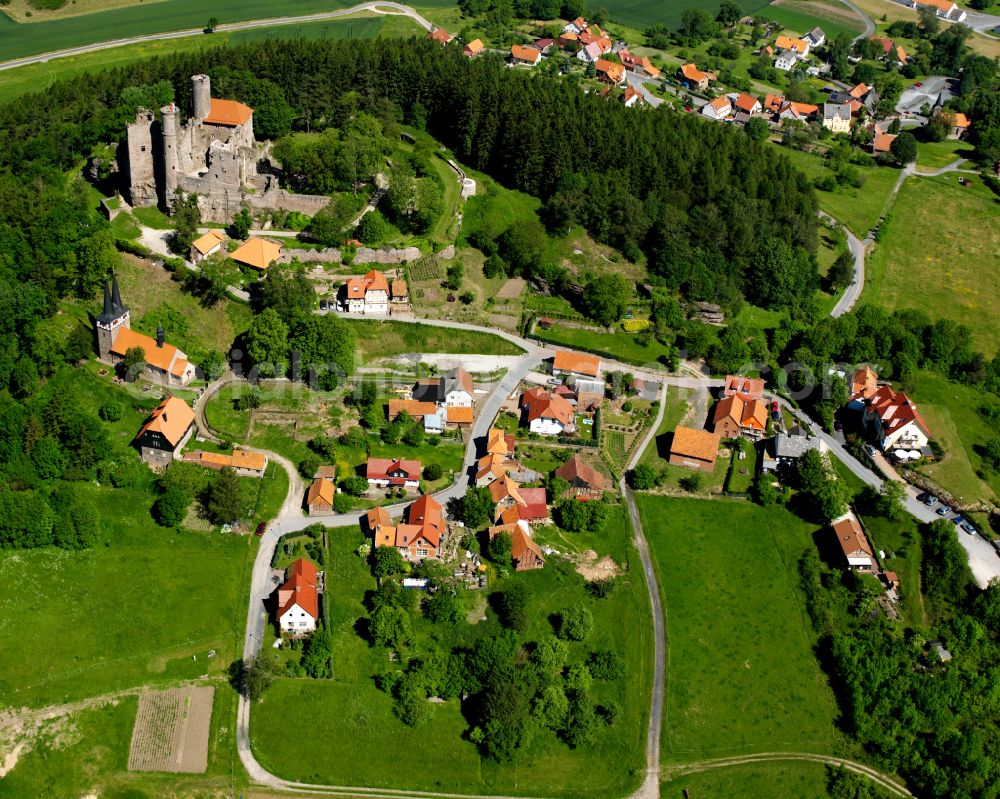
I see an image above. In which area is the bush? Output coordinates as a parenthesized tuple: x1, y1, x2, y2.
(588, 649, 626, 680)
(423, 463, 442, 481)
(340, 475, 369, 496)
(557, 603, 594, 641)
(333, 493, 352, 513)
(98, 400, 123, 422)
(153, 485, 190, 527)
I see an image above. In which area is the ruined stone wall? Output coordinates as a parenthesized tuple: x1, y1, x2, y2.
(125, 110, 157, 207)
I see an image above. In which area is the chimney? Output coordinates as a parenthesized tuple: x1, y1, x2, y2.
(156, 325, 165, 348)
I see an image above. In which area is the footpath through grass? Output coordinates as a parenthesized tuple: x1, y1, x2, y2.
(637, 495, 837, 762)
(252, 509, 651, 797)
(863, 175, 1000, 356)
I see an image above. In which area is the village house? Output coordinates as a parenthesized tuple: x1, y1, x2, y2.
(778, 100, 820, 123)
(803, 26, 826, 47)
(230, 237, 283, 271)
(907, 0, 966, 22)
(532, 37, 555, 55)
(577, 41, 604, 63)
(463, 38, 484, 58)
(343, 270, 391, 315)
(677, 63, 713, 91)
(446, 406, 474, 429)
(595, 59, 626, 86)
(831, 511, 874, 571)
(702, 96, 733, 120)
(511, 44, 542, 66)
(774, 49, 800, 72)
(427, 28, 453, 45)
(623, 86, 644, 108)
(521, 387, 575, 436)
(572, 377, 605, 411)
(563, 16, 588, 34)
(552, 350, 601, 380)
(946, 112, 971, 139)
(490, 475, 549, 524)
(829, 83, 879, 117)
(734, 93, 762, 115)
(557, 31, 580, 49)
(489, 520, 545, 571)
(182, 449, 268, 477)
(96, 275, 196, 386)
(847, 364, 880, 408)
(669, 425, 722, 472)
(712, 395, 768, 440)
(762, 426, 823, 472)
(133, 395, 196, 466)
(554, 454, 607, 499)
(423, 412, 444, 435)
(276, 558, 320, 635)
(372, 494, 444, 561)
(305, 476, 336, 515)
(774, 35, 810, 58)
(366, 458, 423, 489)
(862, 385, 931, 452)
(391, 279, 409, 304)
(191, 229, 225, 263)
(823, 102, 852, 133)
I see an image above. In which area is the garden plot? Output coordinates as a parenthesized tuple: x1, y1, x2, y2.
(127, 686, 214, 773)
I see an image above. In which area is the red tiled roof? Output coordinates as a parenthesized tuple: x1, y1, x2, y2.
(517, 487, 549, 521)
(724, 375, 766, 400)
(277, 558, 319, 620)
(204, 98, 253, 127)
(366, 458, 422, 481)
(554, 454, 606, 492)
(553, 350, 600, 377)
(521, 387, 574, 426)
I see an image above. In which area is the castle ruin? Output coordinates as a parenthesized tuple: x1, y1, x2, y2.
(123, 74, 329, 224)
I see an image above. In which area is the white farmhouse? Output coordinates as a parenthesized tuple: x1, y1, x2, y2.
(276, 559, 319, 635)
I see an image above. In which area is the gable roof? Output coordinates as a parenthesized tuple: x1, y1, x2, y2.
(713, 395, 767, 431)
(306, 477, 335, 507)
(511, 44, 541, 64)
(679, 63, 710, 83)
(595, 59, 625, 83)
(388, 399, 438, 419)
(489, 474, 527, 507)
(582, 41, 603, 59)
(277, 558, 319, 620)
(623, 86, 643, 106)
(734, 93, 760, 113)
(775, 35, 808, 53)
(872, 125, 897, 153)
(706, 96, 732, 114)
(553, 350, 600, 377)
(851, 365, 879, 399)
(428, 28, 453, 44)
(516, 487, 548, 521)
(521, 387, 574, 426)
(446, 406, 474, 424)
(111, 326, 189, 378)
(824, 102, 852, 121)
(366, 458, 422, 480)
(133, 395, 195, 448)
(464, 38, 484, 55)
(670, 425, 721, 463)
(849, 82, 871, 99)
(489, 520, 543, 566)
(443, 367, 474, 397)
(486, 427, 513, 456)
(183, 449, 267, 471)
(366, 506, 392, 531)
(230, 237, 282, 270)
(192, 229, 225, 255)
(831, 515, 873, 559)
(554, 454, 606, 491)
(391, 279, 408, 297)
(866, 385, 930, 438)
(638, 57, 660, 78)
(724, 375, 766, 399)
(204, 98, 253, 127)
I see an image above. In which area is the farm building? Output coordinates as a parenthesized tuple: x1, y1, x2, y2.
(276, 558, 320, 635)
(133, 395, 196, 467)
(669, 426, 722, 472)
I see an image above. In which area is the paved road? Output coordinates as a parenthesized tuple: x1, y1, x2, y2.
(0, 2, 433, 72)
(821, 211, 866, 318)
(626, 72, 664, 108)
(833, 0, 876, 41)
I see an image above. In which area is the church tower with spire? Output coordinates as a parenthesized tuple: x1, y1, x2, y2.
(95, 272, 131, 360)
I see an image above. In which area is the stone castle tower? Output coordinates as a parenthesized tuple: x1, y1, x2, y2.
(95, 273, 130, 360)
(125, 109, 157, 207)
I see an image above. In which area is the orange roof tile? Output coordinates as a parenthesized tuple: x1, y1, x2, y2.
(111, 326, 188, 377)
(428, 28, 453, 44)
(387, 399, 438, 419)
(552, 350, 600, 377)
(510, 44, 541, 64)
(192, 229, 225, 255)
(306, 477, 335, 507)
(204, 98, 253, 127)
(184, 449, 267, 471)
(230, 237, 282, 270)
(464, 38, 484, 56)
(670, 425, 721, 463)
(734, 93, 760, 113)
(134, 395, 195, 448)
(446, 406, 474, 424)
(680, 63, 709, 82)
(277, 558, 319, 619)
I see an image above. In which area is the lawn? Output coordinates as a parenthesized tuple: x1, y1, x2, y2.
(534, 323, 674, 368)
(662, 760, 838, 798)
(0, 481, 252, 708)
(251, 510, 652, 797)
(760, 0, 866, 39)
(775, 145, 902, 237)
(906, 370, 1000, 505)
(863, 175, 1000, 355)
(637, 496, 837, 761)
(591, 0, 770, 29)
(346, 319, 523, 360)
(915, 139, 976, 173)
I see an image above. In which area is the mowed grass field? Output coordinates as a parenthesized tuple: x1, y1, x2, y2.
(0, 483, 253, 708)
(863, 175, 1000, 355)
(0, 0, 449, 61)
(636, 496, 837, 762)
(663, 760, 837, 798)
(347, 319, 523, 361)
(589, 0, 771, 29)
(252, 511, 652, 797)
(760, 0, 866, 39)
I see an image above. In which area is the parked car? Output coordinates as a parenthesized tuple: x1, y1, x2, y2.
(952, 515, 965, 525)
(923, 495, 938, 506)
(319, 299, 328, 311)
(962, 523, 977, 535)
(936, 505, 952, 516)
(254, 522, 267, 537)
(547, 377, 561, 386)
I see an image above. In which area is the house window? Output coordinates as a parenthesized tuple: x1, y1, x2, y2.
(417, 548, 428, 557)
(300, 621, 309, 627)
